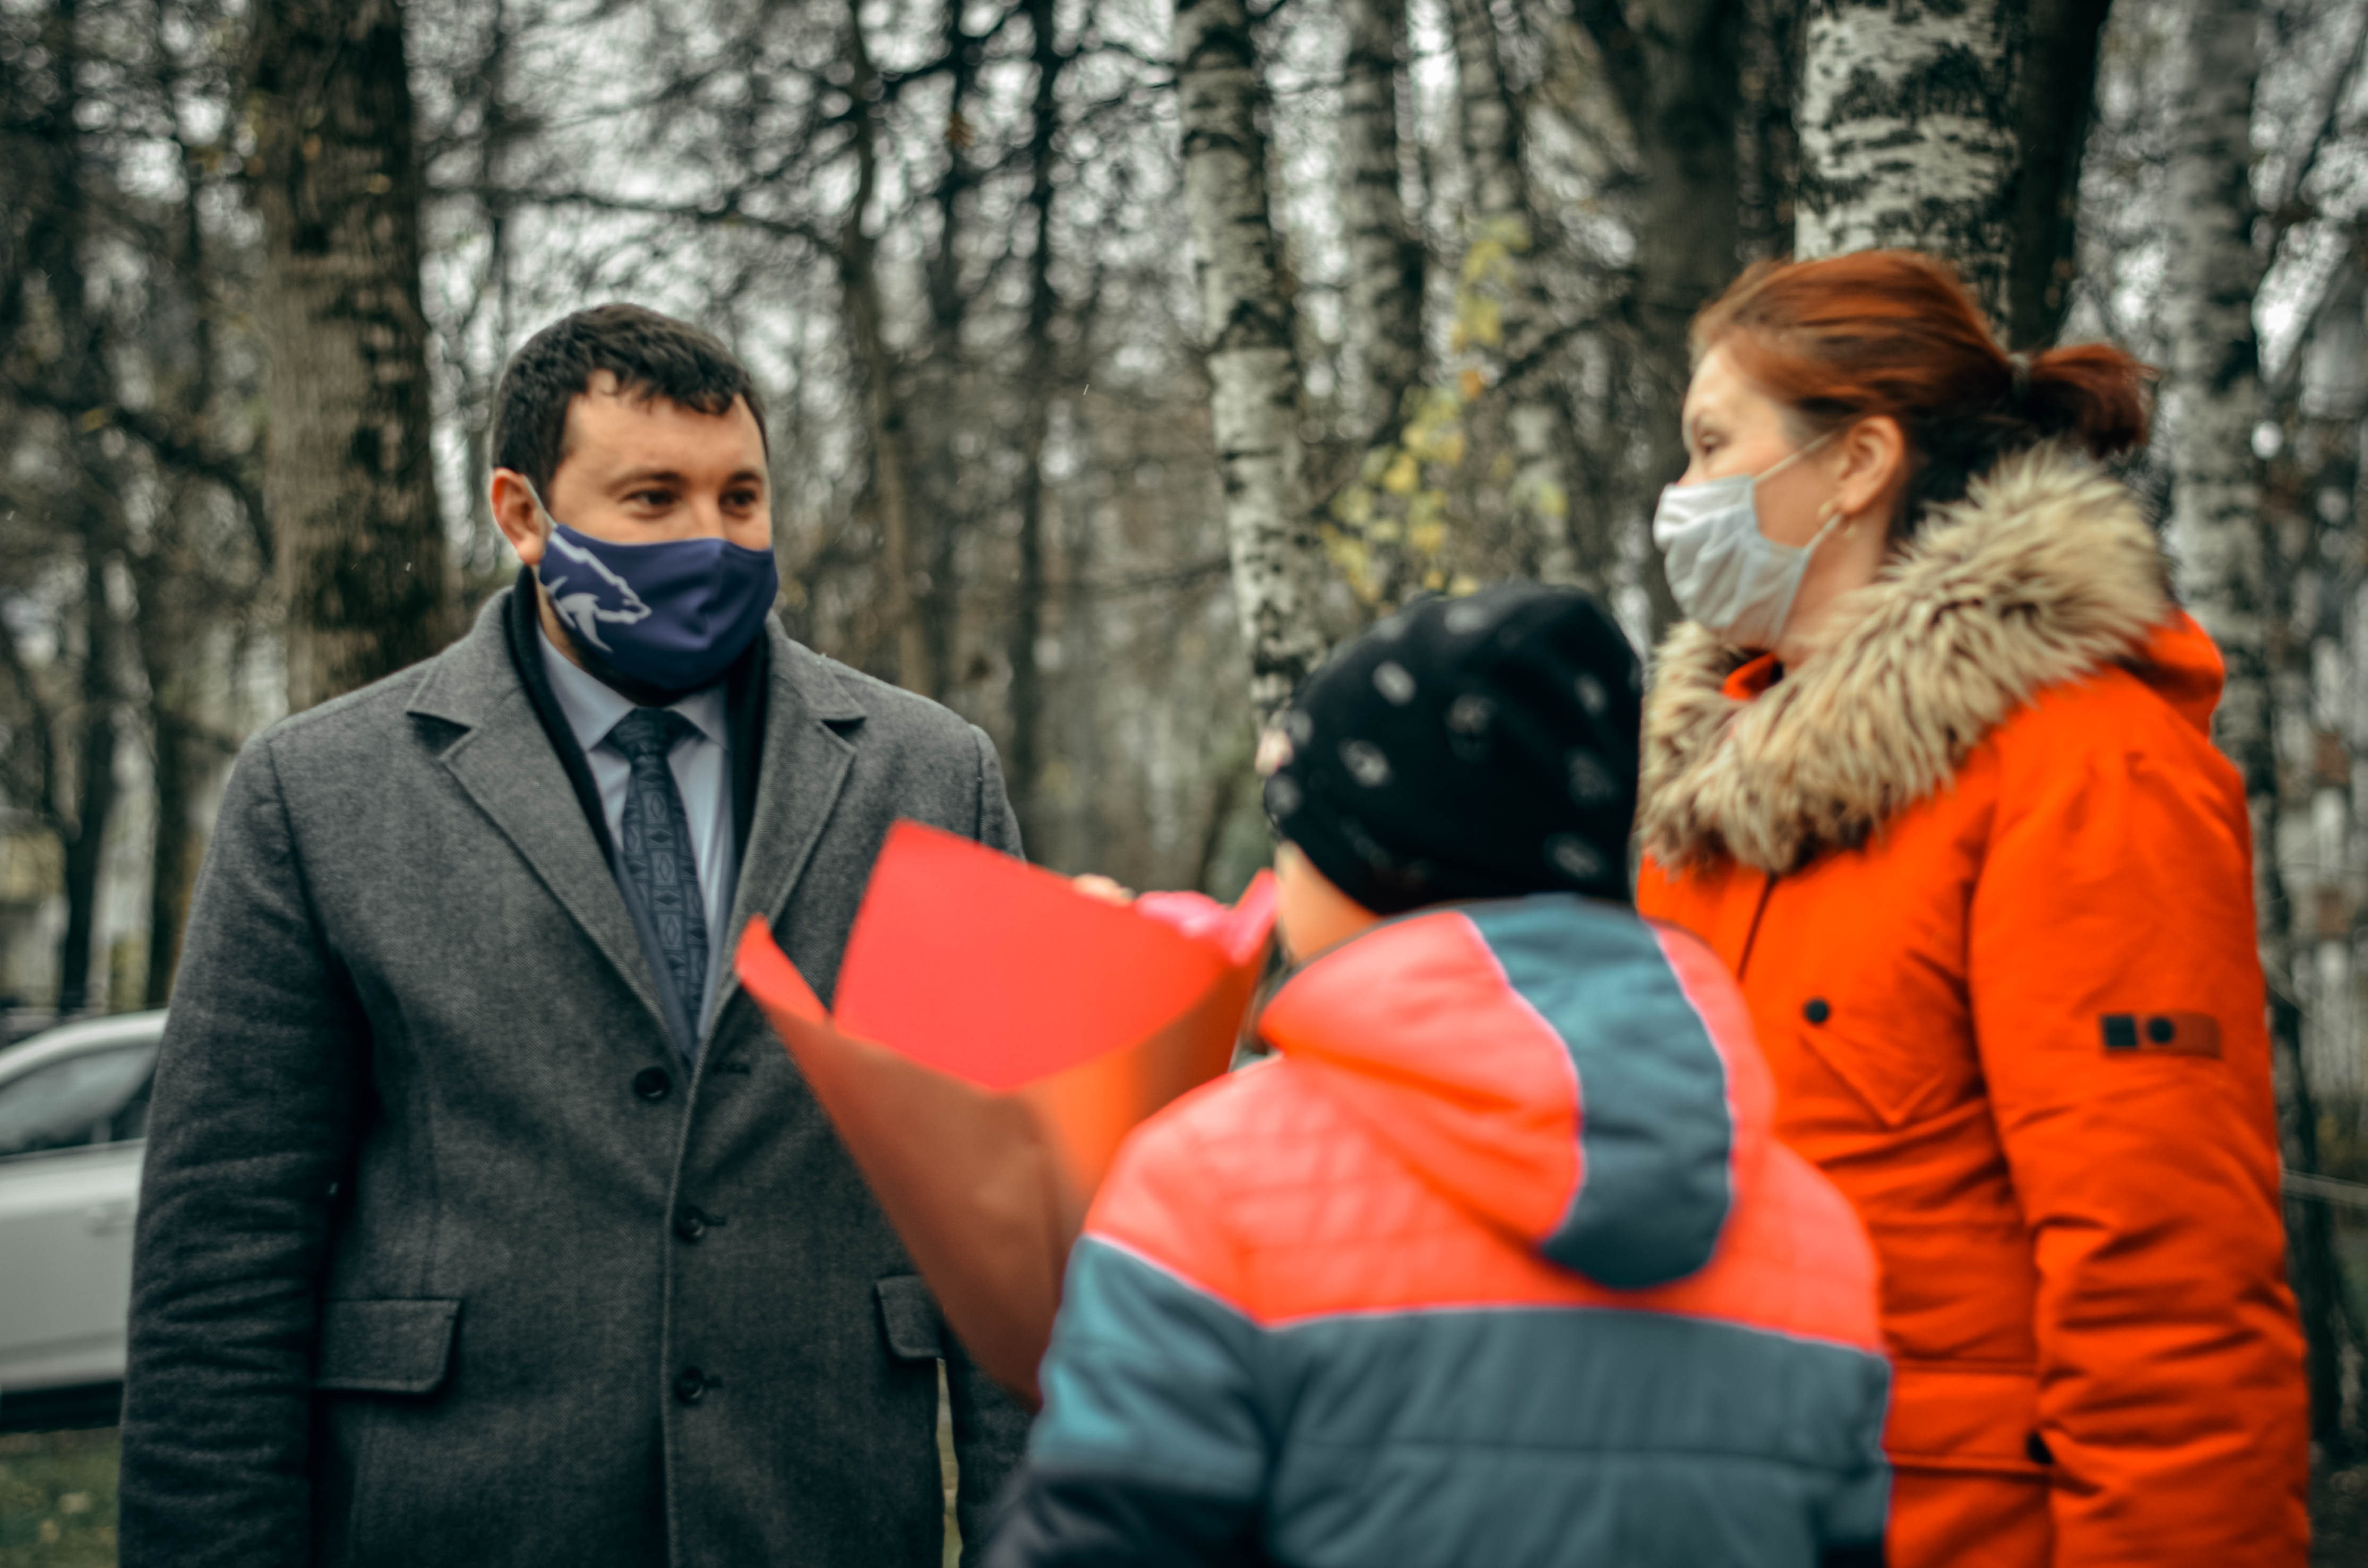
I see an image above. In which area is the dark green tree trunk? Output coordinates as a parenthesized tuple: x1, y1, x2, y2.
(57, 546, 118, 1013)
(1007, 0, 1065, 852)
(1575, 0, 1747, 621)
(28, 0, 120, 1012)
(2002, 0, 2112, 347)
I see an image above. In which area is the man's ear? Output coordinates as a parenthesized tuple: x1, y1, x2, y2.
(1832, 416, 1908, 522)
(489, 469, 547, 567)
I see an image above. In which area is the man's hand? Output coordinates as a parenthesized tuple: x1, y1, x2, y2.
(1070, 874, 1135, 906)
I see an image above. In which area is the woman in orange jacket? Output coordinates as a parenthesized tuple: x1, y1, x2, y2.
(1633, 251, 2309, 1566)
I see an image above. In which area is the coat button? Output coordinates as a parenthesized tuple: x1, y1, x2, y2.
(633, 1067, 672, 1101)
(1804, 998, 1831, 1025)
(674, 1207, 708, 1243)
(673, 1367, 710, 1405)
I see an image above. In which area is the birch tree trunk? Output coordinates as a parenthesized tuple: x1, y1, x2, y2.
(1340, 0, 1423, 438)
(2286, 173, 2368, 1460)
(2295, 268, 2366, 1112)
(1448, 0, 1580, 586)
(2160, 0, 2353, 1457)
(1796, 0, 2110, 342)
(2163, 0, 2268, 799)
(247, 0, 449, 713)
(1173, 0, 1328, 723)
(1795, 0, 2023, 319)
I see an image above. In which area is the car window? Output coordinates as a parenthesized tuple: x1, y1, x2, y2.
(0, 1041, 159, 1159)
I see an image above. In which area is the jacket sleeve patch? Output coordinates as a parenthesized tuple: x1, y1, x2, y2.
(2099, 1012, 2221, 1058)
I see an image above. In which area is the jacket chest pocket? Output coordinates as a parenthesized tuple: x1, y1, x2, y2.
(1784, 985, 1978, 1132)
(315, 1297, 461, 1394)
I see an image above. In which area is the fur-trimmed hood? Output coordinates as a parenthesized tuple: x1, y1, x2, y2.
(1640, 446, 2176, 875)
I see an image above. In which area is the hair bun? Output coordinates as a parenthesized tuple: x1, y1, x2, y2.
(2019, 343, 2151, 459)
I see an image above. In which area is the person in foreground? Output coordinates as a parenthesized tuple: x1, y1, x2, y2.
(985, 583, 1894, 1568)
(119, 304, 1026, 1567)
(1635, 251, 2309, 1566)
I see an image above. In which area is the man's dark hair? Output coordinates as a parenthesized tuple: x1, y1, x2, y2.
(492, 303, 770, 497)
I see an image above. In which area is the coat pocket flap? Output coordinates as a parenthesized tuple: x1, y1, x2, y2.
(1887, 1362, 2045, 1477)
(874, 1274, 945, 1361)
(316, 1298, 461, 1394)
(1793, 1005, 1952, 1131)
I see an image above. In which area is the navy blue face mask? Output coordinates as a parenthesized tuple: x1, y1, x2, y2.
(529, 484, 779, 694)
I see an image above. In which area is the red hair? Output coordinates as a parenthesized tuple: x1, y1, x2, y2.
(1691, 252, 2151, 534)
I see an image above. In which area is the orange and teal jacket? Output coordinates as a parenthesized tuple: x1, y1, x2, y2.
(982, 894, 1893, 1568)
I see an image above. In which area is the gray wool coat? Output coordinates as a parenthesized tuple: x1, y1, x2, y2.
(117, 591, 1031, 1568)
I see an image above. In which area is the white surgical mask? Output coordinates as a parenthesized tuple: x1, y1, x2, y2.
(1652, 434, 1840, 648)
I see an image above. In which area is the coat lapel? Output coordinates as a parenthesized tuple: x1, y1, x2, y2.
(706, 623, 864, 1031)
(407, 595, 674, 1043)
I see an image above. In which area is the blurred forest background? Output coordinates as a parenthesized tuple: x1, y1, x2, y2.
(8, 0, 2368, 1483)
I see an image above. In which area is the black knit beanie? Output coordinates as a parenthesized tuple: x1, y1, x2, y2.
(1260, 582, 1642, 915)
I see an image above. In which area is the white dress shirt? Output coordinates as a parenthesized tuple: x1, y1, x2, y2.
(537, 623, 737, 1024)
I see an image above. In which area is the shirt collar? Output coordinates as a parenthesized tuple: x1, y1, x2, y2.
(536, 622, 730, 754)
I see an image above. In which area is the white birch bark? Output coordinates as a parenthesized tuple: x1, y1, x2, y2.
(1340, 0, 1423, 438)
(1447, 0, 1580, 586)
(1795, 0, 2022, 320)
(2160, 0, 2356, 1448)
(1173, 0, 1329, 722)
(2161, 0, 2269, 799)
(2295, 270, 2365, 1099)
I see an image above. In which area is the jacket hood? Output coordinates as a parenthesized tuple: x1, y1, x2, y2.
(1641, 445, 2198, 875)
(1257, 895, 1774, 1290)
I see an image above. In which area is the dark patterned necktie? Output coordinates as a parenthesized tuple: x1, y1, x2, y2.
(608, 708, 710, 1031)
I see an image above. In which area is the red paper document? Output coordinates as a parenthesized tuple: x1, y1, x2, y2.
(735, 820, 1277, 1402)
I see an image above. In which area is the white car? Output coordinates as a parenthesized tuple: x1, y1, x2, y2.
(0, 1011, 165, 1426)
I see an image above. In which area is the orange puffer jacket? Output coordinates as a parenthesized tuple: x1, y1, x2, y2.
(1635, 449, 2309, 1567)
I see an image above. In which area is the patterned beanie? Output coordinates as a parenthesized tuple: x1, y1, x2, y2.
(1260, 582, 1642, 915)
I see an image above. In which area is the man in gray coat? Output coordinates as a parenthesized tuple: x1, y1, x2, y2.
(119, 304, 1028, 1566)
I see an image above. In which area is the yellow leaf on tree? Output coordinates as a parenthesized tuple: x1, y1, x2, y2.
(1461, 296, 1502, 349)
(1409, 520, 1447, 556)
(1457, 368, 1485, 403)
(1481, 214, 1531, 252)
(1460, 240, 1508, 286)
(1381, 452, 1420, 495)
(1332, 485, 1374, 527)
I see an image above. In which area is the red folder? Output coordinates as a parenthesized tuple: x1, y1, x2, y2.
(735, 820, 1276, 1403)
